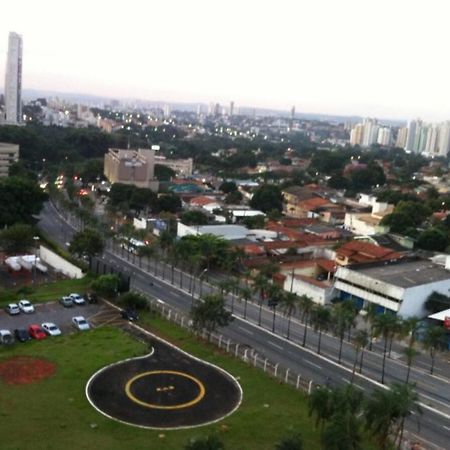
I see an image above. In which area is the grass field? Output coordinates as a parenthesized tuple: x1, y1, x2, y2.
(0, 309, 378, 450)
(0, 276, 93, 307)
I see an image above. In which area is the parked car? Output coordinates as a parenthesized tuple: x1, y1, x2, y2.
(72, 316, 90, 331)
(121, 308, 139, 321)
(5, 303, 20, 315)
(14, 328, 31, 342)
(59, 296, 74, 308)
(85, 292, 98, 304)
(0, 329, 14, 345)
(41, 322, 61, 336)
(18, 299, 35, 314)
(28, 324, 46, 340)
(69, 293, 86, 305)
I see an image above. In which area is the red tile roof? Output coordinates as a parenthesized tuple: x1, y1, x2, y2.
(190, 196, 218, 206)
(298, 197, 330, 211)
(336, 241, 401, 264)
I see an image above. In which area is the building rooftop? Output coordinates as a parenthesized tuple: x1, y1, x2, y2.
(350, 258, 450, 288)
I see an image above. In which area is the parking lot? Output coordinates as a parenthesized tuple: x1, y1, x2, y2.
(0, 300, 123, 336)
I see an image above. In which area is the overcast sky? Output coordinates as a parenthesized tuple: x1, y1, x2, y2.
(2, 0, 450, 120)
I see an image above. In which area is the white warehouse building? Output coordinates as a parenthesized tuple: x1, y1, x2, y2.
(334, 258, 450, 318)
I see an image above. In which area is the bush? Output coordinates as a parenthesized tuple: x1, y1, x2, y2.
(118, 292, 148, 310)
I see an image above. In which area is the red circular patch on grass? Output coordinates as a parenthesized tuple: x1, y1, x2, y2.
(0, 356, 56, 385)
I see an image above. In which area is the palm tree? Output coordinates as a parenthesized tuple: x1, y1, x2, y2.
(351, 329, 369, 383)
(372, 313, 398, 384)
(403, 347, 419, 384)
(399, 316, 421, 383)
(267, 284, 283, 333)
(423, 325, 446, 374)
(311, 305, 331, 355)
(332, 303, 354, 364)
(279, 291, 299, 340)
(298, 295, 314, 347)
(308, 386, 334, 434)
(363, 303, 377, 351)
(240, 286, 252, 320)
(252, 273, 270, 326)
(137, 244, 156, 273)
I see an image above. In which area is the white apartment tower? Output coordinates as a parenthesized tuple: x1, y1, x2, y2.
(377, 127, 392, 146)
(395, 127, 408, 148)
(4, 32, 23, 125)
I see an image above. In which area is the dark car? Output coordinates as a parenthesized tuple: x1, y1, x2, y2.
(14, 328, 31, 342)
(121, 308, 139, 321)
(85, 292, 98, 304)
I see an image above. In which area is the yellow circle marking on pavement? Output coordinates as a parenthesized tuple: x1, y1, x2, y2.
(125, 370, 205, 410)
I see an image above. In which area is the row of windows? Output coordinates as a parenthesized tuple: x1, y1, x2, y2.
(335, 277, 400, 304)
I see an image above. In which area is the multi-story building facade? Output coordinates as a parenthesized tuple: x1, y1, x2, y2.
(0, 142, 19, 177)
(4, 32, 23, 125)
(154, 156, 193, 176)
(104, 148, 159, 191)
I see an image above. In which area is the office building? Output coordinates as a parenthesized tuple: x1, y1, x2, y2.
(0, 142, 19, 176)
(104, 148, 159, 191)
(4, 32, 23, 125)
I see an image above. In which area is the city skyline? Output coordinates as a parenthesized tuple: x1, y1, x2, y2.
(2, 0, 450, 121)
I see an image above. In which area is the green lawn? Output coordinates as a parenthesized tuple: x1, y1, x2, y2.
(0, 304, 379, 450)
(0, 276, 93, 306)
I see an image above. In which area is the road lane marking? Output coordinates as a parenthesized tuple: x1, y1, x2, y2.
(303, 360, 322, 370)
(238, 326, 253, 335)
(268, 341, 284, 351)
(419, 393, 450, 410)
(443, 425, 450, 431)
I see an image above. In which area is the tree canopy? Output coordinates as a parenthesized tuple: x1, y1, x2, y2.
(69, 228, 105, 258)
(190, 294, 233, 336)
(250, 184, 283, 213)
(0, 224, 36, 255)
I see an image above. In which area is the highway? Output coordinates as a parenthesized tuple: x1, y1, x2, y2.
(38, 201, 450, 449)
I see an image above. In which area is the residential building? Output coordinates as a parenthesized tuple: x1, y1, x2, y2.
(3, 32, 23, 125)
(361, 118, 379, 147)
(103, 148, 159, 191)
(437, 122, 450, 157)
(405, 119, 418, 152)
(344, 202, 393, 235)
(377, 127, 392, 146)
(334, 258, 450, 317)
(395, 127, 408, 148)
(335, 240, 401, 266)
(349, 124, 364, 146)
(0, 142, 19, 176)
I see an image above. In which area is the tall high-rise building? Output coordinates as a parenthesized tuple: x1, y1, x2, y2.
(361, 118, 379, 147)
(377, 127, 392, 146)
(4, 32, 23, 125)
(395, 127, 408, 148)
(229, 101, 234, 116)
(437, 122, 450, 157)
(405, 119, 418, 152)
(350, 124, 364, 145)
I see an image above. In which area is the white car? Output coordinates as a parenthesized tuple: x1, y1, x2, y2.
(72, 316, 90, 331)
(5, 303, 20, 315)
(41, 322, 61, 336)
(18, 299, 35, 314)
(69, 293, 86, 305)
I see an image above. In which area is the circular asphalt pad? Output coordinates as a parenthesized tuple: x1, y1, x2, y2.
(86, 337, 242, 429)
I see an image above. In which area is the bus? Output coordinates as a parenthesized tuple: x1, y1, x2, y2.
(120, 237, 147, 254)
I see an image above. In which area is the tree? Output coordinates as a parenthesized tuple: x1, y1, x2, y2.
(0, 224, 35, 254)
(308, 386, 334, 432)
(423, 325, 446, 374)
(351, 330, 369, 382)
(243, 214, 266, 229)
(219, 181, 237, 193)
(0, 176, 47, 226)
(184, 434, 225, 450)
(118, 292, 147, 310)
(156, 193, 182, 213)
(274, 432, 303, 450)
(224, 190, 243, 204)
(425, 291, 450, 314)
(69, 228, 105, 258)
(365, 383, 421, 450)
(239, 286, 253, 320)
(332, 302, 355, 364)
(372, 313, 399, 384)
(400, 316, 421, 383)
(298, 295, 314, 347)
(279, 292, 299, 340)
(190, 294, 233, 338)
(252, 273, 270, 326)
(250, 184, 283, 213)
(322, 409, 363, 450)
(181, 210, 209, 226)
(90, 274, 121, 298)
(311, 305, 331, 355)
(362, 303, 377, 351)
(154, 164, 176, 181)
(416, 227, 450, 251)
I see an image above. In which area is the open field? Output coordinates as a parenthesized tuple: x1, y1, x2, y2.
(0, 305, 378, 450)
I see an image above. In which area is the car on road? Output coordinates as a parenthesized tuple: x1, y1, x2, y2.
(28, 324, 46, 340)
(18, 299, 35, 314)
(14, 328, 31, 342)
(69, 293, 86, 305)
(59, 296, 73, 308)
(5, 303, 20, 315)
(42, 322, 62, 336)
(120, 308, 139, 321)
(72, 316, 90, 331)
(0, 329, 14, 345)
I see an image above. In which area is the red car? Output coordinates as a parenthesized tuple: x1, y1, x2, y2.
(28, 324, 47, 340)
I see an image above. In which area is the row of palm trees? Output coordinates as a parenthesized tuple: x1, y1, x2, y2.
(308, 382, 422, 450)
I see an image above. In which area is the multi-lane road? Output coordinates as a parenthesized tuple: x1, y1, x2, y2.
(38, 202, 450, 449)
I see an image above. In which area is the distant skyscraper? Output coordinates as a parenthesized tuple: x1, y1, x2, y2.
(361, 118, 379, 147)
(290, 105, 295, 120)
(395, 127, 408, 148)
(437, 122, 450, 157)
(405, 120, 418, 152)
(229, 101, 234, 116)
(350, 124, 364, 146)
(4, 32, 23, 125)
(377, 127, 392, 146)
(163, 104, 171, 118)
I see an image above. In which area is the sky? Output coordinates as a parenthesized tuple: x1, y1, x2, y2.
(2, 0, 450, 121)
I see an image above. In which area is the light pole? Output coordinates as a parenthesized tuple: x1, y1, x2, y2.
(32, 236, 40, 284)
